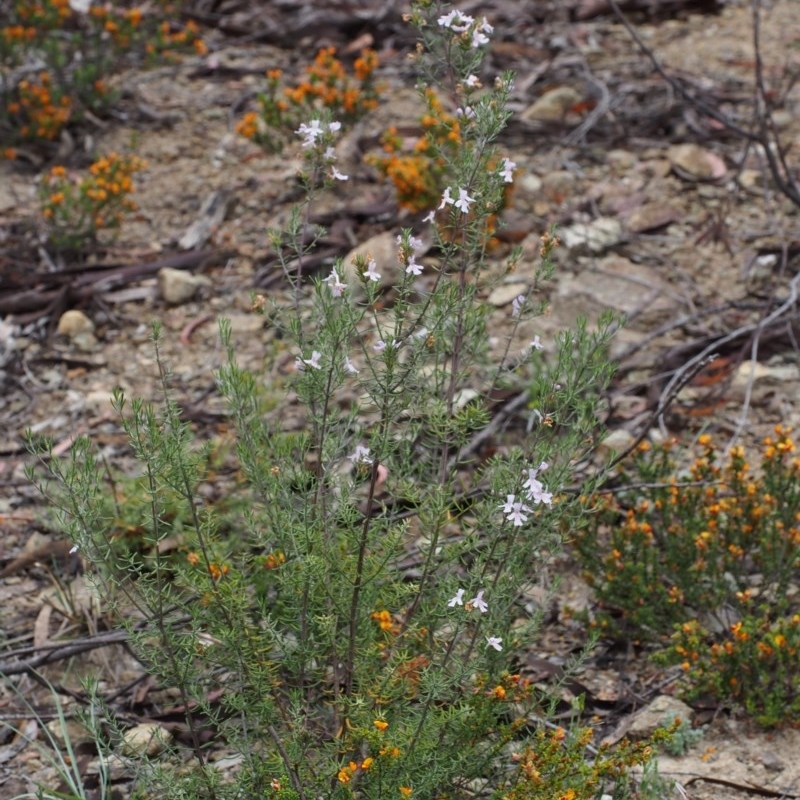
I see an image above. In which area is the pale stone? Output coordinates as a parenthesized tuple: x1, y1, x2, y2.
(120, 722, 172, 757)
(560, 217, 622, 255)
(45, 718, 94, 748)
(522, 87, 582, 122)
(158, 267, 211, 304)
(668, 143, 726, 181)
(341, 231, 403, 300)
(627, 695, 694, 739)
(487, 282, 527, 308)
(557, 255, 676, 329)
(595, 428, 635, 463)
(57, 310, 95, 338)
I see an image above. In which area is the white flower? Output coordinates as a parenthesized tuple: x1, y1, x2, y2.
(296, 350, 322, 371)
(530, 335, 543, 351)
(469, 589, 489, 614)
(405, 256, 424, 276)
(373, 339, 387, 352)
(69, 543, 79, 554)
(500, 157, 516, 183)
(423, 210, 436, 224)
(68, 0, 91, 12)
(324, 146, 336, 161)
(505, 499, 532, 527)
(344, 357, 359, 375)
(511, 294, 525, 317)
(523, 462, 553, 506)
(349, 445, 372, 464)
(486, 636, 503, 651)
(296, 120, 324, 147)
(456, 106, 476, 119)
(324, 267, 346, 297)
(454, 188, 475, 214)
(332, 167, 349, 181)
(465, 74, 481, 88)
(499, 494, 516, 514)
(471, 28, 490, 48)
(438, 10, 474, 31)
(364, 259, 381, 282)
(397, 233, 424, 251)
(328, 121, 342, 133)
(438, 187, 454, 210)
(448, 588, 465, 607)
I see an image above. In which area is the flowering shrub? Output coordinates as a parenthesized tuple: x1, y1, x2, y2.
(235, 47, 380, 152)
(26, 4, 664, 798)
(0, 0, 205, 150)
(575, 427, 800, 725)
(39, 152, 146, 249)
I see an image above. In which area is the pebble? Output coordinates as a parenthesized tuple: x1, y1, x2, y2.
(158, 267, 211, 304)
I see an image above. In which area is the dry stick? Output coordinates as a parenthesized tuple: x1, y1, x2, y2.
(728, 268, 800, 446)
(607, 0, 800, 208)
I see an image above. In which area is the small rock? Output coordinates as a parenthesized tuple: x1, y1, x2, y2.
(595, 428, 635, 463)
(522, 86, 582, 122)
(158, 267, 211, 304)
(557, 255, 676, 329)
(668, 144, 726, 181)
(120, 722, 172, 758)
(225, 313, 264, 334)
(738, 169, 764, 192)
(627, 695, 694, 739)
(341, 231, 403, 300)
(487, 282, 527, 308)
(57, 309, 95, 338)
(760, 750, 785, 772)
(625, 203, 682, 234)
(71, 330, 98, 352)
(45, 718, 95, 748)
(560, 217, 623, 255)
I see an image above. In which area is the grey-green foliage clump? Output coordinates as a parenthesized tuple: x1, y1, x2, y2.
(22, 4, 654, 800)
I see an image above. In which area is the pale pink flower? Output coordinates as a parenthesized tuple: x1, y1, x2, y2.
(499, 494, 516, 514)
(364, 259, 381, 282)
(405, 257, 424, 276)
(438, 10, 474, 31)
(448, 588, 465, 607)
(505, 499, 532, 527)
(469, 589, 489, 614)
(349, 445, 372, 464)
(465, 74, 481, 88)
(511, 295, 525, 317)
(296, 120, 324, 147)
(423, 210, 436, 224)
(486, 636, 503, 651)
(296, 350, 322, 371)
(331, 167, 349, 181)
(438, 187, 454, 210)
(373, 339, 387, 352)
(500, 157, 516, 183)
(530, 335, 543, 351)
(324, 267, 346, 297)
(454, 188, 475, 214)
(343, 357, 359, 375)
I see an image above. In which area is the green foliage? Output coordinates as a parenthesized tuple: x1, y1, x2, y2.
(22, 3, 663, 798)
(575, 428, 800, 726)
(0, 0, 204, 150)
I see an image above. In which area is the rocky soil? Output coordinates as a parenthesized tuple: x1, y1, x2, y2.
(2, 1, 800, 797)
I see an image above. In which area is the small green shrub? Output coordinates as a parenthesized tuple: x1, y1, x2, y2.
(576, 428, 800, 726)
(1, 0, 205, 150)
(24, 3, 665, 798)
